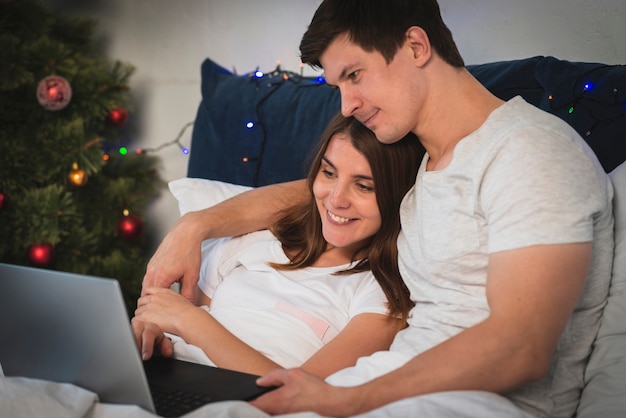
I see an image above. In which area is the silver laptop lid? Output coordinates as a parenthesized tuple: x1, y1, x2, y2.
(0, 263, 155, 412)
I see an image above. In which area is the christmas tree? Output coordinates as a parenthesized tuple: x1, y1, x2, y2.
(0, 0, 163, 314)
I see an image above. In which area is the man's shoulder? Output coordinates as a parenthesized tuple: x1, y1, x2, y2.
(490, 97, 575, 136)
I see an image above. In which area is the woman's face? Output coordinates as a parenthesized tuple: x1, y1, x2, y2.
(313, 133, 381, 256)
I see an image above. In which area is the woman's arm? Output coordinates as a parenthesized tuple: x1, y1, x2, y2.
(185, 311, 401, 378)
(136, 287, 284, 375)
(142, 180, 308, 301)
(136, 287, 402, 378)
(299, 313, 403, 378)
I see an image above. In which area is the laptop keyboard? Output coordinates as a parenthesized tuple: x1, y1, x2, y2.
(151, 387, 214, 418)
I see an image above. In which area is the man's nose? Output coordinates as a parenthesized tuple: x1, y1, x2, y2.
(340, 87, 360, 117)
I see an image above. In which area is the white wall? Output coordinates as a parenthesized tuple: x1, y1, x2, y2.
(43, 0, 626, 246)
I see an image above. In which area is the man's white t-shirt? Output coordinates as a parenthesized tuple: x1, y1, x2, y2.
(170, 229, 389, 369)
(327, 97, 614, 418)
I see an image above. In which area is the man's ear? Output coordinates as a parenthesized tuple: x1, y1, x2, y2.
(405, 26, 431, 66)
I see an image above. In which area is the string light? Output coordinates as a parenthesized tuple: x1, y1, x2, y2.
(141, 121, 194, 155)
(233, 62, 332, 184)
(98, 61, 329, 175)
(548, 64, 625, 136)
(245, 62, 326, 85)
(103, 120, 194, 160)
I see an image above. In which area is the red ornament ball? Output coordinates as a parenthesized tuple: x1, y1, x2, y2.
(36, 75, 72, 111)
(0, 192, 6, 210)
(107, 107, 128, 127)
(27, 242, 55, 267)
(117, 214, 143, 241)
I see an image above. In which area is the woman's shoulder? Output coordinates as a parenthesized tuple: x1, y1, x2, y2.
(217, 229, 287, 269)
(225, 229, 277, 250)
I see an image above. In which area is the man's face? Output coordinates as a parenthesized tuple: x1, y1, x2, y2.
(320, 33, 421, 144)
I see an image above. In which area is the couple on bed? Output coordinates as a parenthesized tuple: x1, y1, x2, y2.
(134, 1, 613, 417)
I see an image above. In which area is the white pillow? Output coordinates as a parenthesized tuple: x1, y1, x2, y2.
(168, 177, 253, 216)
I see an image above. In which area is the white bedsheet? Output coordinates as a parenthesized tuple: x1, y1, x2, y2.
(0, 376, 533, 418)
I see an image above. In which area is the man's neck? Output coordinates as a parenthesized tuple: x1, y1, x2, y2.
(419, 67, 504, 171)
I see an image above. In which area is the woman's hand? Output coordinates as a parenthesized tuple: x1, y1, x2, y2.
(131, 318, 174, 360)
(135, 287, 200, 335)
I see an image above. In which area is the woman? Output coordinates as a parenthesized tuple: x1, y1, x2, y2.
(133, 113, 423, 378)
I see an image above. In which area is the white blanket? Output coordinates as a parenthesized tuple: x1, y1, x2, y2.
(0, 376, 533, 418)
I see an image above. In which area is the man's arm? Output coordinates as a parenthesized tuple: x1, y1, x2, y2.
(252, 243, 591, 416)
(142, 180, 308, 300)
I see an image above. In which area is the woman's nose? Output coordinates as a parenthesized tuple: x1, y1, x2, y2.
(329, 182, 350, 208)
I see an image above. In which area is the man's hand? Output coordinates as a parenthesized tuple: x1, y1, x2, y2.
(251, 368, 357, 417)
(131, 319, 174, 360)
(142, 180, 308, 302)
(142, 212, 205, 301)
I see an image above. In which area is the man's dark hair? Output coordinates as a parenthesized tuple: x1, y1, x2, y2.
(300, 0, 464, 69)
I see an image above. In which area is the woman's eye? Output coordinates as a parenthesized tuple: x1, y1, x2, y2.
(322, 169, 335, 178)
(357, 182, 374, 192)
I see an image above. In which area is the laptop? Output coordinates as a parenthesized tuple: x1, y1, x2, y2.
(0, 262, 276, 417)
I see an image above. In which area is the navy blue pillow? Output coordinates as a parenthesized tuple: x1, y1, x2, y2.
(189, 56, 625, 185)
(188, 58, 340, 186)
(468, 56, 626, 172)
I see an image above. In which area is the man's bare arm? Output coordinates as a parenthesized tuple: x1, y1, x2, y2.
(143, 180, 308, 300)
(253, 243, 591, 416)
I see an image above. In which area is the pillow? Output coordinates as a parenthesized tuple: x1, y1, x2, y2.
(187, 58, 340, 187)
(577, 161, 626, 417)
(468, 56, 626, 172)
(168, 177, 252, 216)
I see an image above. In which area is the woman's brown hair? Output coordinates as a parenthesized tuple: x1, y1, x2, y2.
(270, 113, 424, 322)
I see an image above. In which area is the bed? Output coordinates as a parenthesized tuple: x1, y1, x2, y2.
(2, 56, 625, 417)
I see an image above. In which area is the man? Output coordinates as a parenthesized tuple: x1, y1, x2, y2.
(142, 1, 613, 417)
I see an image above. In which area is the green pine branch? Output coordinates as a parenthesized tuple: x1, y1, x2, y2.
(0, 0, 164, 315)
